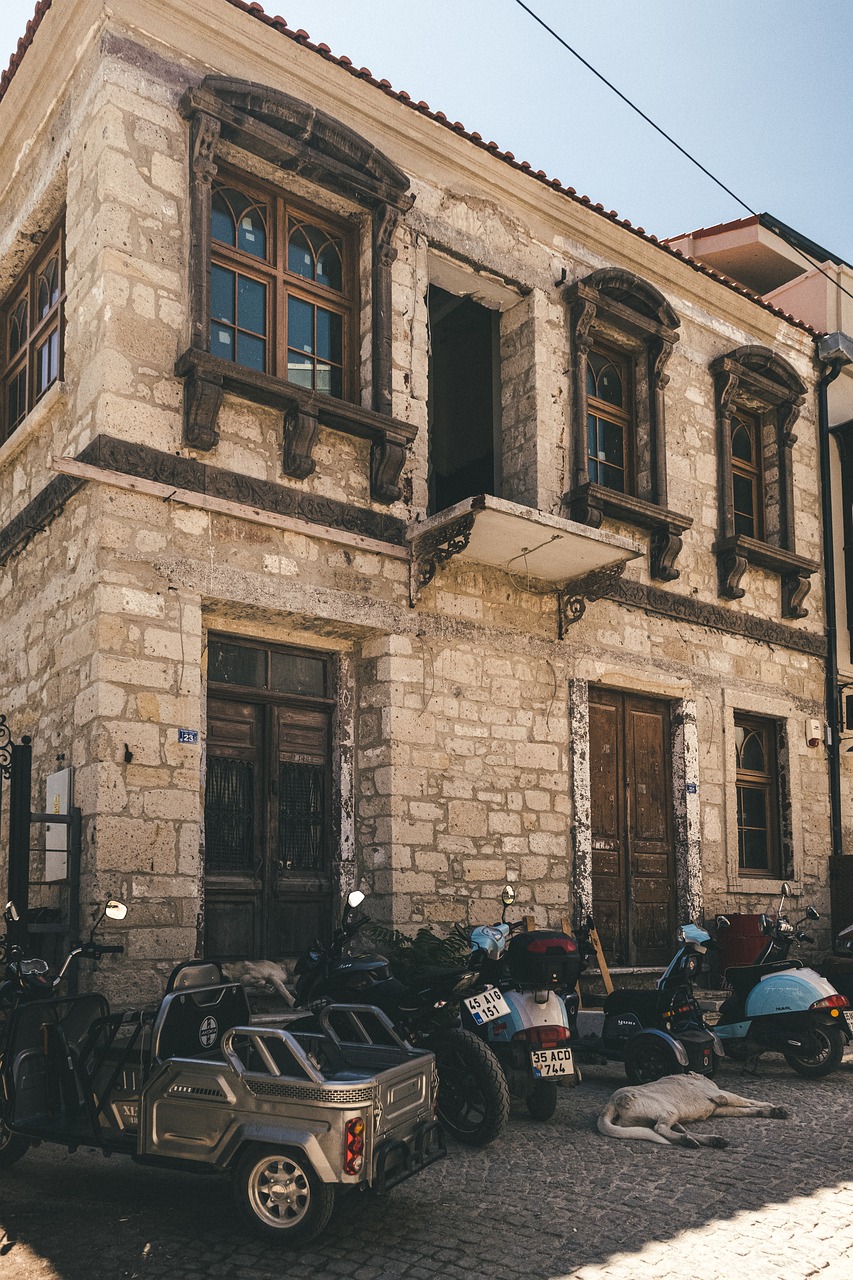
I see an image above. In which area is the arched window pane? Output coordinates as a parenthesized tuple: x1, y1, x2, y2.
(38, 258, 59, 319)
(288, 226, 314, 279)
(212, 189, 237, 246)
(596, 362, 623, 407)
(9, 298, 28, 357)
(740, 729, 766, 772)
(315, 239, 342, 291)
(236, 205, 267, 259)
(731, 419, 755, 463)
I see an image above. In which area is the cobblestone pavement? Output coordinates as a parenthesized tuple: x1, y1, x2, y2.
(2, 1055, 853, 1280)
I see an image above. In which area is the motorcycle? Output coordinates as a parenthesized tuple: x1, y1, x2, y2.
(0, 899, 445, 1244)
(465, 884, 580, 1120)
(293, 890, 511, 1146)
(568, 917, 723, 1083)
(714, 882, 850, 1077)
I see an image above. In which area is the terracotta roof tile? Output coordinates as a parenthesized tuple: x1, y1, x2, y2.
(0, 0, 819, 338)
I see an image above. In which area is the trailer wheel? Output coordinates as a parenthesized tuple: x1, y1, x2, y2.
(234, 1145, 336, 1243)
(0, 1120, 29, 1169)
(624, 1037, 680, 1085)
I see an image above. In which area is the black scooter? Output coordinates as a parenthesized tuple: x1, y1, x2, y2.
(293, 890, 511, 1146)
(567, 917, 722, 1083)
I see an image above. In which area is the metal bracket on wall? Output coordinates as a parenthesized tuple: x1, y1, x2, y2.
(409, 513, 476, 606)
(557, 562, 627, 637)
(0, 713, 11, 780)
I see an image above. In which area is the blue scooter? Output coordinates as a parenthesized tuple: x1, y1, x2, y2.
(463, 886, 580, 1120)
(715, 883, 850, 1077)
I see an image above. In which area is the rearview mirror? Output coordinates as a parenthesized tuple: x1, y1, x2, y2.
(347, 890, 365, 910)
(4, 900, 19, 923)
(501, 884, 516, 907)
(716, 915, 731, 929)
(105, 900, 128, 921)
(781, 882, 791, 898)
(806, 905, 820, 921)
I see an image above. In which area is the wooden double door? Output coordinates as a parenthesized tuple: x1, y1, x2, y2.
(588, 687, 677, 967)
(203, 687, 333, 962)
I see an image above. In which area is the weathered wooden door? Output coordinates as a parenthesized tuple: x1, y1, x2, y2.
(588, 687, 676, 966)
(203, 638, 333, 961)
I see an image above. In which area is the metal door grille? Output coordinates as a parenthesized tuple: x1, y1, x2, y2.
(205, 756, 254, 872)
(278, 762, 324, 872)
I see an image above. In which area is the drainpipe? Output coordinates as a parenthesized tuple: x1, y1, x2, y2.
(816, 332, 853, 862)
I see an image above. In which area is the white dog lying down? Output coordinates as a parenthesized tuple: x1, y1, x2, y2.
(598, 1072, 788, 1148)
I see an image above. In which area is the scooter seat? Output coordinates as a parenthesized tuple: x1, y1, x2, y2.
(603, 989, 660, 1025)
(725, 959, 801, 998)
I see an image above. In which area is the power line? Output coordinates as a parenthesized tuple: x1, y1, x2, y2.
(512, 0, 853, 311)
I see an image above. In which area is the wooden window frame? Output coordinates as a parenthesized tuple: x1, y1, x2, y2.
(734, 713, 781, 878)
(586, 342, 634, 496)
(176, 79, 417, 503)
(564, 268, 692, 583)
(713, 346, 817, 616)
(730, 408, 765, 541)
(210, 170, 357, 402)
(1, 220, 65, 445)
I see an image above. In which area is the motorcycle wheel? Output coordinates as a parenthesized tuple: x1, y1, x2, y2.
(233, 1145, 336, 1243)
(433, 1028, 510, 1146)
(525, 1080, 558, 1121)
(624, 1038, 680, 1085)
(783, 1025, 844, 1079)
(0, 1120, 29, 1169)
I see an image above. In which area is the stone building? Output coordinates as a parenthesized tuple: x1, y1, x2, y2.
(0, 0, 834, 1002)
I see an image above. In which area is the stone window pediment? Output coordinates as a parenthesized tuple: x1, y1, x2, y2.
(563, 268, 692, 582)
(176, 77, 417, 505)
(712, 345, 817, 618)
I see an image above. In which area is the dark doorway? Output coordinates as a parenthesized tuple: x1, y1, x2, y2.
(203, 637, 333, 961)
(427, 285, 499, 514)
(588, 686, 677, 967)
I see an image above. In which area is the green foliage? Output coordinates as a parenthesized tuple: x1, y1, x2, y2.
(363, 922, 472, 981)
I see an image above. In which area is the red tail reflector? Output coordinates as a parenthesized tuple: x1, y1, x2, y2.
(810, 993, 849, 1011)
(344, 1117, 366, 1174)
(513, 1025, 570, 1050)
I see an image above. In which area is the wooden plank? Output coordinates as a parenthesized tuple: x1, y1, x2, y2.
(51, 456, 410, 560)
(588, 920, 614, 995)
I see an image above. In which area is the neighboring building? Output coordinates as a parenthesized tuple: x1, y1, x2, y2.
(0, 0, 832, 1002)
(668, 215, 853, 923)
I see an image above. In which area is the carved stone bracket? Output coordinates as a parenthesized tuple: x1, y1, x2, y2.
(650, 523, 684, 582)
(184, 369, 224, 451)
(371, 436, 408, 504)
(282, 402, 320, 480)
(718, 545, 749, 600)
(176, 349, 416, 504)
(557, 561, 627, 636)
(716, 533, 818, 617)
(782, 570, 812, 620)
(565, 483, 692, 581)
(409, 514, 476, 606)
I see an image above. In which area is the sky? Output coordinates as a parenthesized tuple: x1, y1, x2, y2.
(1, 0, 851, 265)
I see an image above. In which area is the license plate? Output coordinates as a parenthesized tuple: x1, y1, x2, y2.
(530, 1047, 575, 1078)
(463, 986, 511, 1025)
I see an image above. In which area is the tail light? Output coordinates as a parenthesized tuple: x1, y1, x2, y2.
(343, 1118, 366, 1174)
(810, 994, 849, 1012)
(513, 1025, 570, 1050)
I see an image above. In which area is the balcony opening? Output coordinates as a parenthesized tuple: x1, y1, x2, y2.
(427, 285, 500, 515)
